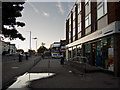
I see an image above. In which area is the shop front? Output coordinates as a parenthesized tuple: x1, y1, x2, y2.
(83, 35, 114, 71)
(66, 21, 120, 75)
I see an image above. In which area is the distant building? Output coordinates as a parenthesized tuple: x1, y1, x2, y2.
(0, 41, 16, 55)
(65, 0, 120, 76)
(9, 44, 16, 54)
(60, 40, 66, 57)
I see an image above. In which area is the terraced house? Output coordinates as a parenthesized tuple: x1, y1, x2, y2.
(65, 0, 120, 76)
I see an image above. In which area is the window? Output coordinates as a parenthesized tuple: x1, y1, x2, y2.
(97, 0, 107, 19)
(78, 2, 81, 14)
(85, 0, 89, 4)
(73, 11, 75, 20)
(78, 14, 81, 24)
(69, 31, 71, 40)
(73, 28, 75, 37)
(78, 22, 81, 33)
(69, 25, 71, 32)
(85, 13, 91, 28)
(73, 20, 75, 28)
(69, 18, 71, 25)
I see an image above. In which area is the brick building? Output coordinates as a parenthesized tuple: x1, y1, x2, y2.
(65, 0, 120, 76)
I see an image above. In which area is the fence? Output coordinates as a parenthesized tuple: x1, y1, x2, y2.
(67, 56, 88, 73)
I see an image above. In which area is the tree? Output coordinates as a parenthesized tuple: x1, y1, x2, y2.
(2, 2, 25, 40)
(37, 46, 47, 54)
(16, 49, 24, 54)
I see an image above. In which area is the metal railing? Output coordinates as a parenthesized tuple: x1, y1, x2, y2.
(68, 56, 88, 73)
(69, 56, 88, 63)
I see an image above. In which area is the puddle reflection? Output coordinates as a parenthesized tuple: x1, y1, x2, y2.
(8, 73, 55, 89)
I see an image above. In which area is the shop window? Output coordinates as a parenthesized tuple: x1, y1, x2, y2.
(68, 48, 72, 59)
(97, 0, 107, 19)
(98, 35, 114, 71)
(77, 44, 82, 56)
(85, 43, 91, 64)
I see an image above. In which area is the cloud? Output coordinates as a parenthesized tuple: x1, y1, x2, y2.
(56, 1, 65, 15)
(42, 11, 50, 17)
(28, 2, 39, 14)
(28, 2, 50, 17)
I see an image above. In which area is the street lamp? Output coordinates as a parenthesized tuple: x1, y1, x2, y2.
(32, 37, 38, 52)
(27, 31, 31, 56)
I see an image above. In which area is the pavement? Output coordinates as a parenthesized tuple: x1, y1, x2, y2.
(2, 55, 41, 89)
(28, 59, 120, 88)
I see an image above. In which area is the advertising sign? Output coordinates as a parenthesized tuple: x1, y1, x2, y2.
(108, 48, 114, 71)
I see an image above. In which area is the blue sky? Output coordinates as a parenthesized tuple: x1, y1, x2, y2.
(4, 2, 74, 52)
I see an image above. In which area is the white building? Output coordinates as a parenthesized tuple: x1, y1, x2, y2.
(0, 41, 16, 55)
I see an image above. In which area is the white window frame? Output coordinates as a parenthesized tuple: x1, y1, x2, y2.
(97, 0, 107, 19)
(73, 11, 75, 20)
(69, 18, 71, 25)
(69, 31, 71, 40)
(85, 0, 89, 4)
(78, 22, 81, 33)
(73, 28, 75, 37)
(85, 13, 91, 28)
(78, 2, 81, 14)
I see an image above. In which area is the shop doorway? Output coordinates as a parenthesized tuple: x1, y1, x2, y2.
(91, 43, 96, 66)
(96, 41, 102, 66)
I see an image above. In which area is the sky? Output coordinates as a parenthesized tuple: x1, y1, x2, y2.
(4, 1, 75, 52)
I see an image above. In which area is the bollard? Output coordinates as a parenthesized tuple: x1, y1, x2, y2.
(60, 57, 64, 65)
(19, 54, 22, 62)
(26, 54, 28, 60)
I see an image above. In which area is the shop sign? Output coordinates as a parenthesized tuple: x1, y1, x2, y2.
(108, 48, 114, 71)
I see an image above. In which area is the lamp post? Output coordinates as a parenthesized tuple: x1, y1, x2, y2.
(27, 31, 32, 56)
(32, 37, 38, 52)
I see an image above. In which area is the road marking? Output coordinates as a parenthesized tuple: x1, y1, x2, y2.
(11, 67, 19, 69)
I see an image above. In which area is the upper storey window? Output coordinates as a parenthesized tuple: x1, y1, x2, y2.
(97, 0, 107, 19)
(78, 1, 81, 14)
(85, 0, 89, 4)
(85, 0, 91, 28)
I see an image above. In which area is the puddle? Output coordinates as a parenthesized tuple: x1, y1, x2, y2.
(8, 72, 55, 88)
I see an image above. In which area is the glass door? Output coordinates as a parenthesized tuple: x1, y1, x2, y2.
(91, 43, 96, 66)
(96, 41, 102, 66)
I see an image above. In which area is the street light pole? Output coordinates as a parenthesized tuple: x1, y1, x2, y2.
(30, 31, 31, 50)
(36, 39, 37, 52)
(27, 31, 32, 56)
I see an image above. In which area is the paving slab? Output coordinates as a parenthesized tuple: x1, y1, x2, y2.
(28, 59, 119, 88)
